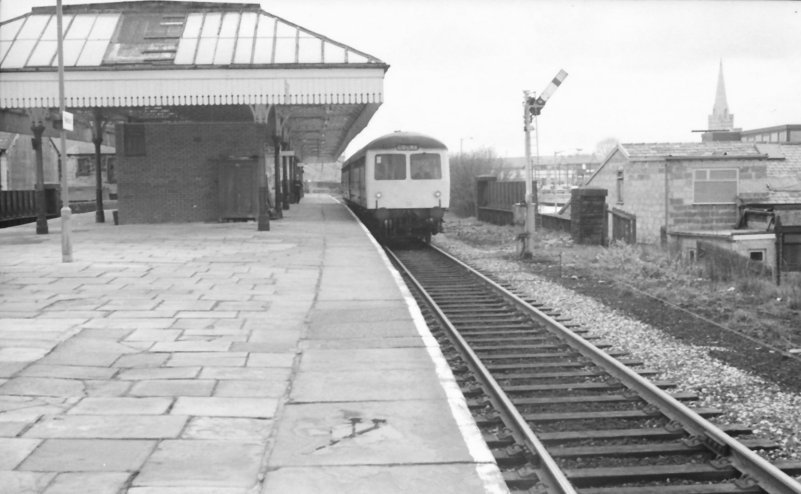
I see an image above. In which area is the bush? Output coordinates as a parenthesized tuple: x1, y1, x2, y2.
(449, 147, 504, 217)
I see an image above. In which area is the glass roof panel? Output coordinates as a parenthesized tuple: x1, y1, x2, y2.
(255, 15, 275, 37)
(40, 15, 74, 41)
(0, 18, 24, 43)
(252, 36, 273, 63)
(324, 43, 345, 63)
(298, 37, 321, 63)
(62, 39, 84, 65)
(27, 40, 57, 66)
(174, 37, 197, 64)
(195, 37, 216, 64)
(233, 36, 253, 64)
(213, 37, 234, 65)
(183, 13, 203, 38)
(0, 41, 13, 64)
(17, 15, 50, 40)
(200, 13, 221, 37)
(273, 37, 294, 63)
(349, 52, 368, 64)
(2, 40, 36, 68)
(89, 14, 120, 39)
(219, 12, 239, 37)
(275, 22, 295, 38)
(76, 39, 108, 66)
(65, 15, 96, 40)
(238, 12, 257, 38)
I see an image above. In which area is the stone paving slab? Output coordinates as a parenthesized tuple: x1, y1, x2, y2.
(268, 400, 476, 466)
(18, 439, 155, 471)
(0, 195, 505, 493)
(133, 440, 264, 488)
(262, 464, 498, 494)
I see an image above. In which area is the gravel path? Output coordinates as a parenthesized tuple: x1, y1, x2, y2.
(432, 233, 801, 466)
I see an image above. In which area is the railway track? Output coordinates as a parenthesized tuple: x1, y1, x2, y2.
(386, 243, 801, 494)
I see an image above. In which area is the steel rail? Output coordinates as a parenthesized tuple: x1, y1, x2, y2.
(385, 247, 578, 494)
(429, 243, 801, 494)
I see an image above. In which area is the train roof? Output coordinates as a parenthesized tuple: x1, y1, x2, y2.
(344, 131, 447, 164)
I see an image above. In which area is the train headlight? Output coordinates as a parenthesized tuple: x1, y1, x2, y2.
(434, 191, 441, 198)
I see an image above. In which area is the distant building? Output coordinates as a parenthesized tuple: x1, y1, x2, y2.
(579, 141, 801, 270)
(496, 154, 600, 188)
(701, 61, 742, 142)
(741, 124, 801, 144)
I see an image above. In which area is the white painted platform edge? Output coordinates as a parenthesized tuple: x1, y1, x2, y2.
(338, 197, 509, 494)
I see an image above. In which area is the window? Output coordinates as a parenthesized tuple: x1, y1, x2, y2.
(76, 157, 93, 177)
(375, 153, 406, 180)
(123, 124, 146, 156)
(410, 153, 441, 180)
(693, 168, 737, 204)
(616, 169, 624, 204)
(749, 250, 765, 262)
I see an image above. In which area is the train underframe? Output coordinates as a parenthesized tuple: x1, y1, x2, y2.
(349, 203, 445, 243)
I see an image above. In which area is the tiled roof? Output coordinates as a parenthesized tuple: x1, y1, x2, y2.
(620, 142, 764, 158)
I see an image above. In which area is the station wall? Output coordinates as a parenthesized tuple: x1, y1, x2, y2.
(116, 121, 268, 224)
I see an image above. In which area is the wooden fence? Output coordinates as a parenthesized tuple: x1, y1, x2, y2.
(775, 216, 801, 285)
(610, 207, 636, 244)
(475, 176, 527, 225)
(0, 187, 60, 225)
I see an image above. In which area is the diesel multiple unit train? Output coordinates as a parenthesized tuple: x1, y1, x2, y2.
(341, 131, 450, 242)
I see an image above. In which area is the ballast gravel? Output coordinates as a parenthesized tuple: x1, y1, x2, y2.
(432, 235, 801, 465)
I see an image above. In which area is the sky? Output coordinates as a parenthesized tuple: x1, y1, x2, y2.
(3, 0, 801, 159)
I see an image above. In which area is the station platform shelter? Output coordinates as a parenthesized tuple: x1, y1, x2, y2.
(0, 194, 508, 493)
(1, 1, 387, 229)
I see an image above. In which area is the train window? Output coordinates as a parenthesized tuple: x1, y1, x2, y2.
(375, 154, 406, 180)
(410, 153, 441, 180)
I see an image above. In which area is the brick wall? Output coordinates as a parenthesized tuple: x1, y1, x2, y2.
(666, 159, 768, 234)
(590, 150, 666, 244)
(117, 122, 267, 224)
(588, 151, 770, 245)
(570, 188, 607, 245)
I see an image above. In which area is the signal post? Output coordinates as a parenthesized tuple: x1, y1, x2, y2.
(521, 69, 568, 256)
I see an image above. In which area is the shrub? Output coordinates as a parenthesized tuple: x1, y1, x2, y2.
(449, 147, 504, 217)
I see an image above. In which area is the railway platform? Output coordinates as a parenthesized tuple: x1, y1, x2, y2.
(0, 195, 507, 494)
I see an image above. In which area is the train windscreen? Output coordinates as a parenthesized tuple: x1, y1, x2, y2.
(410, 153, 442, 180)
(375, 154, 407, 180)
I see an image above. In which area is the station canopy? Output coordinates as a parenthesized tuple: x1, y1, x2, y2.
(0, 1, 388, 162)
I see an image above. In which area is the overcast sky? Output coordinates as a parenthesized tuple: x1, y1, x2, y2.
(3, 0, 801, 159)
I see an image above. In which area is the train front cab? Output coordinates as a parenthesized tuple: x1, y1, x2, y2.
(367, 146, 449, 242)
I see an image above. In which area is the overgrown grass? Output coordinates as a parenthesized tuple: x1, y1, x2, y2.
(441, 214, 800, 350)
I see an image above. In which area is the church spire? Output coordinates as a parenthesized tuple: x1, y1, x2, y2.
(708, 60, 734, 131)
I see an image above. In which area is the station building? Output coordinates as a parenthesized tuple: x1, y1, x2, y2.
(0, 1, 388, 226)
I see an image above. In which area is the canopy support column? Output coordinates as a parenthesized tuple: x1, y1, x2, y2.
(273, 136, 283, 218)
(92, 108, 105, 223)
(30, 111, 48, 234)
(281, 144, 289, 211)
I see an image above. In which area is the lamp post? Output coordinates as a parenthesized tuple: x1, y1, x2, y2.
(56, 0, 72, 262)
